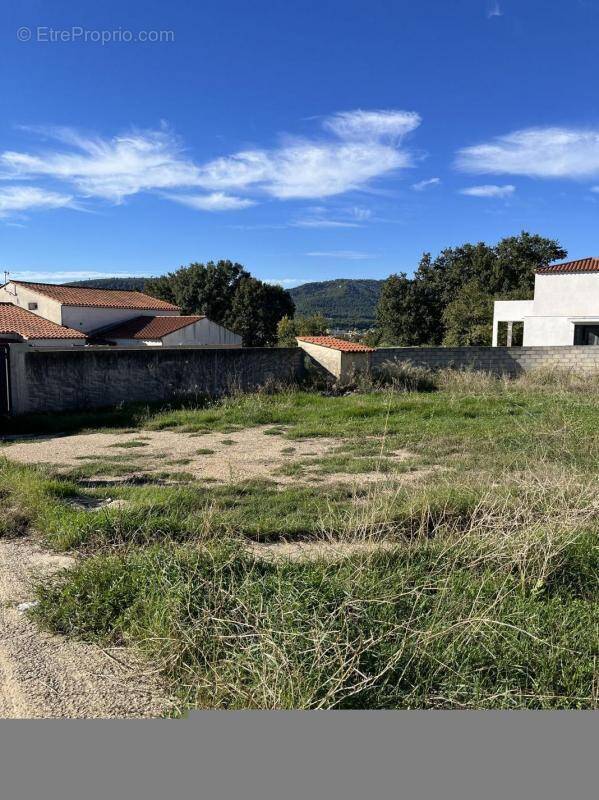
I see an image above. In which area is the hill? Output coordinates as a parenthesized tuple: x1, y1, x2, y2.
(68, 277, 150, 292)
(71, 276, 383, 330)
(289, 279, 382, 329)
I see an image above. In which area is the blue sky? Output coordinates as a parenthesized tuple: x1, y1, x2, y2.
(1, 0, 599, 286)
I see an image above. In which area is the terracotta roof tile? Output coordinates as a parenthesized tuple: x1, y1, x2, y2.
(100, 315, 204, 340)
(0, 303, 86, 340)
(9, 281, 180, 311)
(537, 257, 599, 274)
(297, 336, 375, 352)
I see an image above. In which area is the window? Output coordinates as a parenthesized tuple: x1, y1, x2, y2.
(574, 325, 599, 345)
(28, 302, 38, 310)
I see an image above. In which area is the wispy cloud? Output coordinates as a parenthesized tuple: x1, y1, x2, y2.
(456, 127, 599, 178)
(0, 111, 422, 215)
(291, 204, 372, 228)
(460, 184, 515, 198)
(487, 1, 503, 18)
(0, 185, 74, 217)
(306, 250, 377, 260)
(164, 192, 255, 211)
(412, 177, 440, 191)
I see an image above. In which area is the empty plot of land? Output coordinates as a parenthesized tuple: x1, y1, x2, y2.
(2, 427, 415, 486)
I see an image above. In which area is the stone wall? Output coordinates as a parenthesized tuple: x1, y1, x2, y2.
(8, 344, 304, 415)
(371, 346, 599, 376)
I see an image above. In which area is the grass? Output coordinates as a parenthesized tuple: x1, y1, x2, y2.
(1, 367, 598, 710)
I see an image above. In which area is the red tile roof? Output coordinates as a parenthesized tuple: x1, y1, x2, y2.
(100, 315, 205, 340)
(9, 281, 180, 311)
(0, 303, 86, 340)
(537, 257, 599, 274)
(297, 336, 375, 353)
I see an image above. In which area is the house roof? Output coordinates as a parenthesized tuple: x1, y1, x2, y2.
(537, 257, 599, 275)
(297, 336, 375, 353)
(8, 281, 180, 311)
(0, 303, 86, 340)
(99, 315, 205, 340)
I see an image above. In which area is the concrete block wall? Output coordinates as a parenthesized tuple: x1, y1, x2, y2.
(8, 344, 304, 415)
(371, 346, 599, 376)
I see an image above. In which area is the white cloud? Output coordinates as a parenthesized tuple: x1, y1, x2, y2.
(0, 185, 74, 217)
(456, 127, 599, 178)
(306, 250, 376, 260)
(487, 1, 503, 18)
(164, 192, 255, 211)
(412, 177, 440, 191)
(460, 184, 515, 198)
(0, 111, 420, 211)
(322, 110, 421, 141)
(0, 127, 201, 204)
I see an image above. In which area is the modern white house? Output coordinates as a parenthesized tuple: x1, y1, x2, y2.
(492, 258, 599, 346)
(0, 281, 242, 348)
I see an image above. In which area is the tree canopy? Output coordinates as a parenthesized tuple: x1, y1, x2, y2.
(276, 313, 329, 347)
(145, 261, 294, 346)
(375, 232, 567, 346)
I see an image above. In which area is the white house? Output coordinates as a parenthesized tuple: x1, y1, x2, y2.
(0, 281, 242, 347)
(492, 258, 599, 346)
(95, 314, 242, 347)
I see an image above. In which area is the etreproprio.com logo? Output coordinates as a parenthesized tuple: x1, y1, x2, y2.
(16, 26, 175, 44)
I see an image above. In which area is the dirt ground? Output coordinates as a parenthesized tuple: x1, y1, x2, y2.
(0, 536, 176, 718)
(1, 426, 412, 485)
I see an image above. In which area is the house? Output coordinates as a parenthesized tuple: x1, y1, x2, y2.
(492, 258, 599, 346)
(296, 336, 375, 381)
(0, 302, 87, 346)
(0, 280, 242, 347)
(94, 315, 242, 347)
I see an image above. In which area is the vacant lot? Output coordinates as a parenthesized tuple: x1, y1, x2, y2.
(1, 369, 597, 711)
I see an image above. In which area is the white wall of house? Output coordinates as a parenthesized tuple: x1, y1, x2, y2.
(110, 318, 242, 347)
(161, 318, 241, 347)
(0, 283, 63, 324)
(493, 273, 599, 346)
(62, 305, 178, 334)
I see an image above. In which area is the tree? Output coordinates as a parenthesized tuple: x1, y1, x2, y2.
(225, 276, 295, 347)
(146, 260, 247, 321)
(375, 232, 566, 346)
(375, 270, 442, 346)
(276, 313, 329, 347)
(442, 281, 494, 346)
(146, 261, 295, 346)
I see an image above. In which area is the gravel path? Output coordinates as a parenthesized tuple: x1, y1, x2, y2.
(0, 536, 175, 718)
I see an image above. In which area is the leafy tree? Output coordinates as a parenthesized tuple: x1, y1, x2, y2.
(442, 281, 494, 346)
(146, 260, 247, 320)
(375, 232, 566, 346)
(146, 261, 294, 347)
(376, 270, 442, 346)
(276, 313, 329, 347)
(225, 276, 295, 347)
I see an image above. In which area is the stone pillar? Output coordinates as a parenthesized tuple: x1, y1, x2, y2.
(506, 321, 513, 348)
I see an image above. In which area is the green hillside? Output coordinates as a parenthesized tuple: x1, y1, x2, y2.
(290, 279, 382, 329)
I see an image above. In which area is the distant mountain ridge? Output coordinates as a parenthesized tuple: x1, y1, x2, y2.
(70, 276, 383, 329)
(289, 279, 382, 329)
(68, 277, 150, 292)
